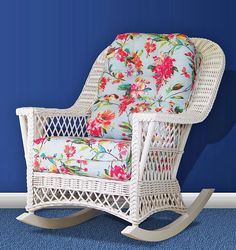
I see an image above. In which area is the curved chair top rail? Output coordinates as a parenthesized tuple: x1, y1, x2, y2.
(70, 38, 225, 123)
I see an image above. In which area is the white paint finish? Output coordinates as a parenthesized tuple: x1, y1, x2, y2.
(16, 208, 100, 229)
(122, 189, 214, 242)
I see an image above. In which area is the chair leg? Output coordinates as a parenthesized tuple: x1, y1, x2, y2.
(121, 188, 214, 242)
(16, 208, 100, 229)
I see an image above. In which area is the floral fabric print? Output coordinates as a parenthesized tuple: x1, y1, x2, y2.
(33, 136, 131, 181)
(87, 33, 201, 140)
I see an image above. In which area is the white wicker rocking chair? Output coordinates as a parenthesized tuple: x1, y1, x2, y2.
(16, 36, 225, 242)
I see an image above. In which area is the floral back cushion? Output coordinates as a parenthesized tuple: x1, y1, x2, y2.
(87, 33, 201, 140)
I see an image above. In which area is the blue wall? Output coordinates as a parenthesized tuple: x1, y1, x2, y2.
(0, 0, 235, 192)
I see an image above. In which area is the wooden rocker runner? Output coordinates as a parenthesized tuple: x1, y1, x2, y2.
(16, 33, 225, 241)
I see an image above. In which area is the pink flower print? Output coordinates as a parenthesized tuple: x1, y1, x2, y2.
(152, 52, 176, 89)
(168, 34, 175, 39)
(109, 165, 130, 181)
(116, 48, 128, 62)
(116, 33, 129, 40)
(88, 138, 97, 144)
(144, 42, 156, 54)
(60, 166, 71, 175)
(119, 95, 135, 115)
(181, 67, 190, 78)
(99, 77, 109, 90)
(117, 142, 129, 156)
(155, 107, 163, 112)
(34, 137, 46, 145)
(126, 62, 134, 77)
(77, 159, 88, 165)
(131, 102, 150, 113)
(112, 72, 125, 84)
(185, 52, 192, 57)
(87, 120, 103, 137)
(95, 110, 116, 129)
(64, 145, 76, 158)
(33, 156, 40, 168)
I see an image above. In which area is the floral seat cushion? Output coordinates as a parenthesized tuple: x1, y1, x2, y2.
(33, 136, 131, 181)
(87, 33, 201, 140)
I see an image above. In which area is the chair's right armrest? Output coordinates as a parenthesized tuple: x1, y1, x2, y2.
(16, 106, 90, 139)
(16, 107, 88, 117)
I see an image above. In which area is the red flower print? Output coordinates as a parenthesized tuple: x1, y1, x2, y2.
(99, 77, 110, 90)
(167, 108, 174, 113)
(109, 165, 130, 181)
(34, 137, 46, 145)
(117, 142, 129, 156)
(185, 51, 195, 60)
(96, 110, 115, 124)
(126, 62, 134, 76)
(181, 67, 190, 78)
(117, 72, 124, 79)
(60, 166, 71, 175)
(116, 33, 129, 40)
(144, 42, 156, 54)
(119, 95, 135, 114)
(88, 138, 97, 144)
(33, 157, 40, 168)
(112, 72, 125, 84)
(185, 52, 192, 57)
(116, 48, 128, 62)
(152, 53, 176, 89)
(95, 110, 116, 128)
(77, 159, 88, 165)
(131, 52, 143, 72)
(155, 107, 163, 112)
(131, 102, 150, 113)
(83, 167, 88, 172)
(64, 145, 76, 158)
(168, 34, 174, 39)
(87, 120, 103, 137)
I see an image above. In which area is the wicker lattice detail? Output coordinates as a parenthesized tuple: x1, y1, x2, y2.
(32, 173, 130, 196)
(30, 173, 131, 221)
(137, 180, 186, 222)
(35, 115, 89, 138)
(140, 122, 187, 182)
(138, 193, 186, 222)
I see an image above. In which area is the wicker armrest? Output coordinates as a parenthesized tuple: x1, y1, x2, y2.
(16, 107, 90, 138)
(133, 110, 206, 125)
(131, 110, 204, 180)
(16, 107, 89, 117)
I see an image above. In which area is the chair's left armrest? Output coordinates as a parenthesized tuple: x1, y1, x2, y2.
(132, 110, 205, 125)
(130, 110, 205, 181)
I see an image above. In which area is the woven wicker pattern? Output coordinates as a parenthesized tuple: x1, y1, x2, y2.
(16, 38, 225, 225)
